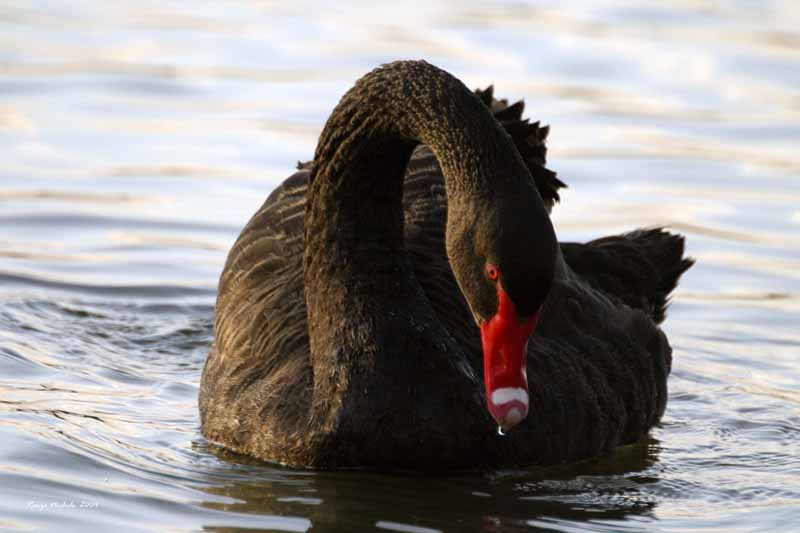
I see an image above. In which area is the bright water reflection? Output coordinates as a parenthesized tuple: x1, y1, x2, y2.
(1, 1, 799, 531)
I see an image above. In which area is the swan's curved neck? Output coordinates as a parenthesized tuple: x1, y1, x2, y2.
(302, 61, 538, 429)
(305, 61, 512, 251)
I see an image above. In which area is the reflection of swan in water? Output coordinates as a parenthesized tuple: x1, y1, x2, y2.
(196, 437, 662, 532)
(199, 60, 692, 469)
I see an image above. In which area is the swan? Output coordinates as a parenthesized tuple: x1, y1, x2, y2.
(199, 60, 693, 469)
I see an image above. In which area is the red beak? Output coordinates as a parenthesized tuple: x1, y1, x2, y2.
(480, 285, 541, 432)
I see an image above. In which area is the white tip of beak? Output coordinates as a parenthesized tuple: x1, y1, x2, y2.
(489, 387, 529, 431)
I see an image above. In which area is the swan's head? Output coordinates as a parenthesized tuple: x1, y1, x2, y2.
(447, 182, 557, 432)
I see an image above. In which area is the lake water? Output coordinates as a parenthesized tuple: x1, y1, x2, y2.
(1, 1, 799, 531)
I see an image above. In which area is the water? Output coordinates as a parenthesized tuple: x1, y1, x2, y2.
(1, 1, 799, 531)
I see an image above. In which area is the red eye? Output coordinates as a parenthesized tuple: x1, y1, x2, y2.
(485, 264, 499, 281)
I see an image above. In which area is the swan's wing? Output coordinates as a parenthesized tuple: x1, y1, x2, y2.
(475, 86, 566, 214)
(203, 169, 312, 436)
(560, 228, 694, 324)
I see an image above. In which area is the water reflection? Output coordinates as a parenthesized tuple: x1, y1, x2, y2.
(196, 439, 661, 532)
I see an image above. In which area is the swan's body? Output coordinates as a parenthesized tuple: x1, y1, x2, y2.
(200, 61, 692, 469)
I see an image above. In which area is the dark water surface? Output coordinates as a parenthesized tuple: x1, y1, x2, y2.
(2, 1, 799, 531)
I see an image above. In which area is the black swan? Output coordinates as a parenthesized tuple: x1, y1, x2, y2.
(200, 60, 693, 470)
